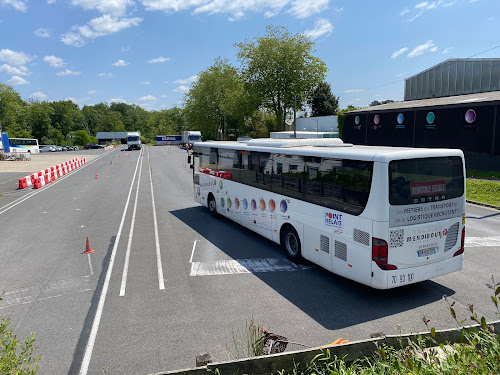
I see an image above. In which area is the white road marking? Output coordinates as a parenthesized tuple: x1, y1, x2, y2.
(119, 150, 144, 296)
(147, 146, 165, 290)
(87, 253, 94, 276)
(0, 277, 91, 310)
(190, 257, 312, 276)
(189, 240, 197, 263)
(465, 236, 500, 247)
(79, 150, 142, 375)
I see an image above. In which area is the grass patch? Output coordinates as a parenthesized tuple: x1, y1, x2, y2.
(466, 168, 500, 180)
(466, 179, 500, 207)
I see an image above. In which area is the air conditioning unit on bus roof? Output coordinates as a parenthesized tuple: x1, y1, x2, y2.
(245, 138, 349, 148)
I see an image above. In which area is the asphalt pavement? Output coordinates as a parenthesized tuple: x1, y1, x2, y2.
(0, 145, 499, 375)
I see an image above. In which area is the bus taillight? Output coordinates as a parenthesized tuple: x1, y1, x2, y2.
(454, 227, 465, 257)
(372, 238, 397, 270)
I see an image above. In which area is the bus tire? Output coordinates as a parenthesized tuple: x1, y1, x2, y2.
(208, 194, 218, 218)
(281, 225, 302, 262)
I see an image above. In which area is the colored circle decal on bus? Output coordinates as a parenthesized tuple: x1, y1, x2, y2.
(197, 187, 200, 196)
(355, 116, 360, 125)
(227, 197, 232, 208)
(374, 115, 380, 125)
(251, 199, 257, 211)
(242, 199, 248, 210)
(269, 199, 276, 212)
(234, 198, 240, 209)
(280, 199, 288, 213)
(465, 109, 476, 124)
(220, 197, 225, 208)
(426, 112, 435, 124)
(219, 180, 223, 190)
(397, 113, 404, 124)
(259, 198, 266, 211)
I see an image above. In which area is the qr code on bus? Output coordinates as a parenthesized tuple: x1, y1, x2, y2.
(390, 229, 404, 248)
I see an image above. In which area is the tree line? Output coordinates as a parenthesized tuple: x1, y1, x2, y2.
(1, 26, 378, 146)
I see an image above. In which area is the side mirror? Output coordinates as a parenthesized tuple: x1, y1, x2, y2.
(188, 155, 192, 163)
(190, 164, 194, 169)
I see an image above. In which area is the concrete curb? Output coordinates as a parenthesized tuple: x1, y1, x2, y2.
(153, 320, 500, 375)
(466, 199, 500, 210)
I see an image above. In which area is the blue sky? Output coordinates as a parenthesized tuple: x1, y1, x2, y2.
(0, 0, 498, 112)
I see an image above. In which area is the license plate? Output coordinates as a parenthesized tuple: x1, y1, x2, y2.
(418, 247, 437, 257)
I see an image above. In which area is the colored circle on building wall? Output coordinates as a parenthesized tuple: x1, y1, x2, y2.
(397, 113, 404, 124)
(251, 199, 257, 211)
(219, 180, 223, 190)
(280, 199, 288, 213)
(227, 198, 232, 208)
(242, 198, 248, 210)
(234, 198, 240, 209)
(355, 116, 360, 125)
(220, 197, 225, 208)
(465, 109, 476, 124)
(269, 199, 276, 212)
(259, 198, 266, 211)
(426, 112, 435, 124)
(374, 115, 380, 125)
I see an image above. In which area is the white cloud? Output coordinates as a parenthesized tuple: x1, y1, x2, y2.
(0, 64, 28, 76)
(140, 81, 151, 85)
(400, 8, 409, 16)
(344, 89, 364, 94)
(61, 15, 142, 47)
(174, 75, 198, 84)
(121, 46, 131, 52)
(442, 47, 453, 54)
(47, 0, 56, 3)
(408, 40, 436, 57)
(7, 75, 29, 85)
(288, 0, 328, 19)
(0, 0, 27, 12)
(160, 94, 167, 98)
(99, 72, 113, 77)
(304, 18, 333, 39)
(391, 47, 408, 59)
(88, 90, 97, 94)
(137, 95, 157, 101)
(30, 91, 47, 100)
(71, 0, 134, 16)
(173, 85, 190, 93)
(35, 28, 50, 38)
(57, 69, 81, 76)
(0, 49, 31, 67)
(113, 59, 129, 67)
(408, 11, 423, 21)
(110, 97, 127, 103)
(415, 1, 428, 8)
(44, 55, 66, 68)
(430, 46, 438, 52)
(147, 56, 169, 63)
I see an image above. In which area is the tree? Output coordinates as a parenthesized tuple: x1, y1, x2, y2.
(73, 130, 92, 145)
(29, 101, 54, 141)
(369, 100, 395, 107)
(49, 100, 84, 136)
(184, 58, 253, 140)
(236, 25, 327, 131)
(308, 82, 339, 117)
(0, 83, 29, 137)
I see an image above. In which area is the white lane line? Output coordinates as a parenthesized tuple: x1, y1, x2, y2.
(465, 236, 500, 247)
(79, 150, 142, 375)
(119, 149, 144, 296)
(147, 146, 165, 290)
(0, 149, 115, 216)
(189, 240, 197, 263)
(190, 257, 312, 276)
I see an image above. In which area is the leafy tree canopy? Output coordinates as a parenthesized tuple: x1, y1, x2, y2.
(308, 81, 339, 117)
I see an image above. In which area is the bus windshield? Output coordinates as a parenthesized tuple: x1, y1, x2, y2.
(389, 156, 464, 205)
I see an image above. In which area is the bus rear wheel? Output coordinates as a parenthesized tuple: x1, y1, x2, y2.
(281, 225, 302, 262)
(208, 194, 218, 218)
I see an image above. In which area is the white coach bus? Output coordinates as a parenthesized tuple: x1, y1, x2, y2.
(190, 138, 465, 289)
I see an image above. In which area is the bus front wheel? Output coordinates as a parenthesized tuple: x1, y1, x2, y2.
(208, 194, 218, 218)
(281, 225, 302, 262)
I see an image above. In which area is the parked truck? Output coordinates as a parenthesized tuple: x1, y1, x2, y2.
(182, 131, 202, 148)
(127, 131, 141, 150)
(156, 135, 183, 145)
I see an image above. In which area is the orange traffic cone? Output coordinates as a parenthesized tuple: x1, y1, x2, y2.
(95, 173, 99, 179)
(84, 236, 94, 254)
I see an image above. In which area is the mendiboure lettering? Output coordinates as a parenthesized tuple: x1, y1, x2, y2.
(407, 230, 447, 242)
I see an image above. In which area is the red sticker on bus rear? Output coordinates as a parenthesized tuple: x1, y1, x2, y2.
(410, 180, 446, 197)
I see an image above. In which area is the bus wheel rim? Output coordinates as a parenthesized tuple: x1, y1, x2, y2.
(286, 233, 298, 255)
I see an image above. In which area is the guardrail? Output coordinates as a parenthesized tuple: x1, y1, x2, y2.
(18, 157, 86, 190)
(155, 320, 500, 375)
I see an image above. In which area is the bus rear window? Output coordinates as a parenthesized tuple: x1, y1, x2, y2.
(389, 156, 464, 205)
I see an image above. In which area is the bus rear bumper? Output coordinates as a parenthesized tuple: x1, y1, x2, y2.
(371, 254, 463, 289)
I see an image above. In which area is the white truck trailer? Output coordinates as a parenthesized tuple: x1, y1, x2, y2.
(182, 131, 202, 148)
(127, 132, 141, 150)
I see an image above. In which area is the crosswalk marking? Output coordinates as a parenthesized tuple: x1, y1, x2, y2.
(465, 236, 500, 247)
(190, 257, 311, 276)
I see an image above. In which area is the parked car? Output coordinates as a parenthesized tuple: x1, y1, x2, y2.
(83, 144, 90, 149)
(72, 146, 79, 150)
(40, 145, 56, 152)
(89, 144, 101, 149)
(55, 146, 63, 151)
(62, 146, 69, 151)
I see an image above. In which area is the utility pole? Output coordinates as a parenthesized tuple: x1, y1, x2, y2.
(293, 95, 297, 138)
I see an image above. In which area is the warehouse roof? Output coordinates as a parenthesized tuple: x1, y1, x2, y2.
(349, 90, 500, 114)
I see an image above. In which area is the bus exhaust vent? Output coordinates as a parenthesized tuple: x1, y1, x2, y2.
(334, 241, 347, 261)
(320, 235, 330, 253)
(353, 229, 370, 246)
(444, 222, 459, 252)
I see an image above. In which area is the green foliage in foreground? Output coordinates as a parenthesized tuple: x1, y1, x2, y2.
(467, 169, 500, 180)
(0, 318, 41, 374)
(466, 179, 500, 207)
